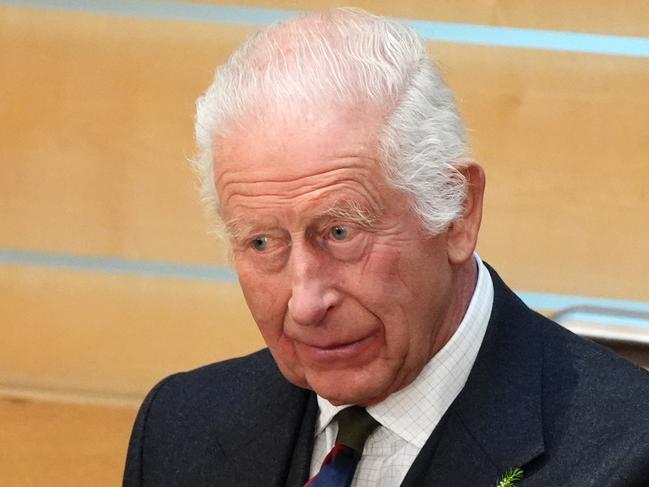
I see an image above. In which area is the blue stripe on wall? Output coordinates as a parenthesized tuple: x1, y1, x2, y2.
(550, 311, 649, 329)
(4, 0, 649, 58)
(3, 248, 649, 329)
(517, 291, 649, 315)
(0, 248, 238, 282)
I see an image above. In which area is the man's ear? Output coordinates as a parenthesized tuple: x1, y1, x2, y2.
(446, 162, 486, 265)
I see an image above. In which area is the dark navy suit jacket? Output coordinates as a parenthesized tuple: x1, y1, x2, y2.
(123, 266, 649, 486)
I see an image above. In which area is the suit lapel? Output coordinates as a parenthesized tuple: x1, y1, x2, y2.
(403, 265, 545, 485)
(400, 411, 498, 486)
(213, 356, 317, 487)
(284, 393, 319, 486)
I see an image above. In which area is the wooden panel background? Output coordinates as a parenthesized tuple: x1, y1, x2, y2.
(1, 2, 648, 485)
(219, 0, 649, 36)
(1, 265, 261, 399)
(0, 397, 135, 487)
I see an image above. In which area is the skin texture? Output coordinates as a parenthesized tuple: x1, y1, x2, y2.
(215, 104, 485, 406)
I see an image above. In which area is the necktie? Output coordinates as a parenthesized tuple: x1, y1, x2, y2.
(305, 406, 380, 487)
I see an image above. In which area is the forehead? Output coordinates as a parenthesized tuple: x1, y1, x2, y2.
(218, 103, 382, 170)
(214, 105, 394, 217)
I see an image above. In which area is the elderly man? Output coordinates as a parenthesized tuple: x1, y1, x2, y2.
(124, 8, 649, 487)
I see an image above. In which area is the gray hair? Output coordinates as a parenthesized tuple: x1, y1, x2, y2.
(194, 8, 469, 235)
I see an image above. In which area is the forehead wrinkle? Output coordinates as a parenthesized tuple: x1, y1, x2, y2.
(219, 166, 386, 211)
(220, 181, 387, 242)
(223, 178, 385, 219)
(216, 157, 377, 187)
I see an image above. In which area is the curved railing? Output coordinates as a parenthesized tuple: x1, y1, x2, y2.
(548, 305, 649, 368)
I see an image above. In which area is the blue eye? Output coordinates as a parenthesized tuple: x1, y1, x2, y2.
(330, 225, 349, 241)
(251, 236, 269, 251)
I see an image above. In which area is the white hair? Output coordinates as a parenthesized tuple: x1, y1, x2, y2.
(194, 8, 469, 235)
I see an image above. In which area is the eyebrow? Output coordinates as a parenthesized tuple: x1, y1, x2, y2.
(222, 218, 259, 242)
(222, 200, 379, 241)
(318, 200, 378, 229)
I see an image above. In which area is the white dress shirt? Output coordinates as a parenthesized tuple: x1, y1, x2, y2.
(309, 255, 494, 486)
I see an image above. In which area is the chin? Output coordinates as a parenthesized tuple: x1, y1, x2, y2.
(314, 387, 387, 407)
(304, 371, 391, 406)
(272, 351, 394, 405)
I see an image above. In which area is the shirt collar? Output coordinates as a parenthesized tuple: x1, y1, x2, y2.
(315, 254, 494, 448)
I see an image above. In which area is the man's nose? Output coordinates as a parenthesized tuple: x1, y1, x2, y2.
(287, 243, 338, 326)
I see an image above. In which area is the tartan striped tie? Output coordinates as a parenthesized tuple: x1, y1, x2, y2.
(305, 406, 379, 487)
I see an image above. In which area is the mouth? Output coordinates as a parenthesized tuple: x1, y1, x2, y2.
(308, 336, 368, 350)
(292, 334, 377, 365)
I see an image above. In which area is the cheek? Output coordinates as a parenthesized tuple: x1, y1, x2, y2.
(237, 268, 290, 341)
(350, 246, 415, 343)
(356, 243, 408, 305)
(359, 239, 399, 274)
(354, 243, 440, 347)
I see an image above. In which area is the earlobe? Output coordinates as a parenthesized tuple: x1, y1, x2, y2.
(447, 162, 486, 265)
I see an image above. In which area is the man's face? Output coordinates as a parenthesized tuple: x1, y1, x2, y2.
(215, 106, 466, 406)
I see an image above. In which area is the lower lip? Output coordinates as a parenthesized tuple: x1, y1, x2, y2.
(294, 335, 377, 365)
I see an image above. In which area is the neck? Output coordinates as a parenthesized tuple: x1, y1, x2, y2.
(429, 257, 479, 359)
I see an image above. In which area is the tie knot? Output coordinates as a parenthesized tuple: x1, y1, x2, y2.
(335, 406, 379, 453)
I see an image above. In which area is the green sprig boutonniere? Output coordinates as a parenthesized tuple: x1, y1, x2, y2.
(495, 467, 524, 487)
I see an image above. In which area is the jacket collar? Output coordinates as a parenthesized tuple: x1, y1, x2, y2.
(403, 264, 545, 485)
